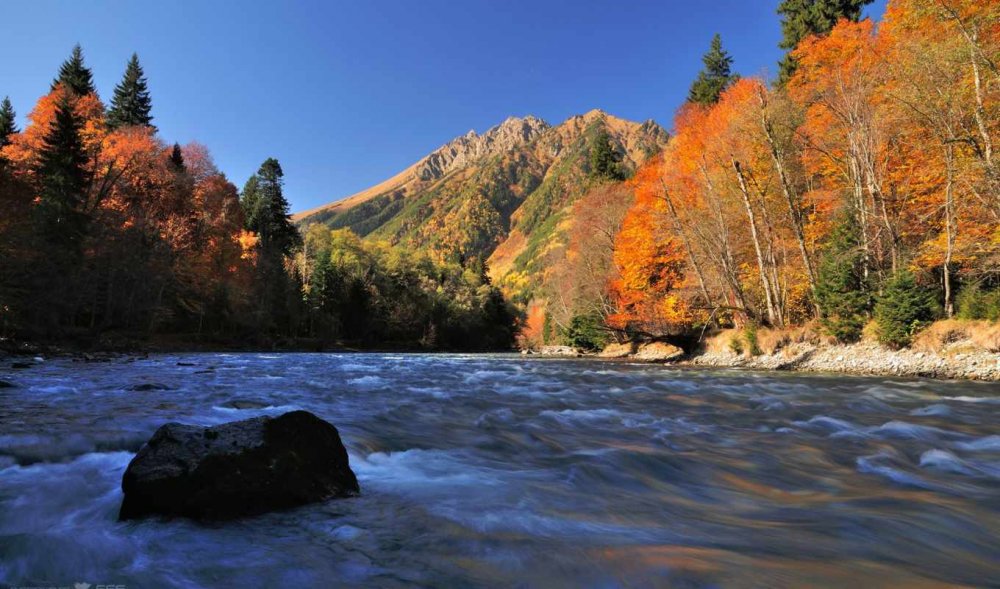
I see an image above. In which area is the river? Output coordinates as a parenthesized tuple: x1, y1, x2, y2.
(1, 353, 998, 587)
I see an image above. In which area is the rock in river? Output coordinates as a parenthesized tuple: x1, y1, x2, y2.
(119, 410, 359, 521)
(633, 342, 684, 362)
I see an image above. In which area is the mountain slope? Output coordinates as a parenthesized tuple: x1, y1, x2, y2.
(295, 109, 668, 297)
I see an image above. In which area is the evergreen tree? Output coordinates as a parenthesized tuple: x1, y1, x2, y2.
(306, 253, 344, 338)
(687, 34, 737, 105)
(51, 44, 96, 96)
(169, 143, 185, 170)
(814, 210, 869, 342)
(777, 0, 874, 85)
(34, 94, 91, 248)
(0, 96, 17, 148)
(566, 311, 610, 351)
(107, 53, 154, 129)
(241, 158, 300, 256)
(589, 128, 624, 181)
(874, 270, 936, 348)
(240, 159, 301, 334)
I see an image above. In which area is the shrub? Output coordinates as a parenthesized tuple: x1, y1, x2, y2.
(874, 270, 937, 349)
(956, 283, 1000, 322)
(744, 323, 762, 356)
(565, 311, 610, 351)
(728, 333, 744, 356)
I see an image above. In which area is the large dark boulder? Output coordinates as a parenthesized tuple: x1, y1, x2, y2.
(119, 410, 359, 521)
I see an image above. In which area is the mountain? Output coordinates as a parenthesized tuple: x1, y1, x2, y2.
(294, 109, 669, 299)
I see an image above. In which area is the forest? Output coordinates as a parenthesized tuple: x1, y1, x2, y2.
(527, 0, 999, 352)
(1, 0, 997, 355)
(0, 49, 517, 350)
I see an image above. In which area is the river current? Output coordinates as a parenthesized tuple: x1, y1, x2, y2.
(1, 353, 998, 587)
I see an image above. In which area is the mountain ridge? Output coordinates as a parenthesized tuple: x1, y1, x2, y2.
(294, 109, 669, 300)
(292, 114, 551, 222)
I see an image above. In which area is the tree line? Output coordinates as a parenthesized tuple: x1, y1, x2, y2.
(608, 0, 997, 349)
(0, 46, 517, 350)
(518, 0, 996, 352)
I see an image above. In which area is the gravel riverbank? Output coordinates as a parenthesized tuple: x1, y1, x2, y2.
(686, 341, 1000, 381)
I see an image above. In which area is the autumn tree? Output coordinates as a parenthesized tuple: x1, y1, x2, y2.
(543, 182, 633, 339)
(881, 0, 1000, 316)
(51, 44, 96, 96)
(777, 0, 874, 84)
(608, 158, 691, 337)
(788, 19, 897, 285)
(107, 53, 154, 129)
(688, 34, 737, 105)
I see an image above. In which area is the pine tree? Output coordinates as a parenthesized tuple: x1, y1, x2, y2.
(241, 158, 300, 256)
(814, 210, 870, 342)
(777, 0, 874, 85)
(169, 143, 185, 170)
(874, 270, 936, 348)
(589, 128, 624, 181)
(687, 34, 737, 106)
(107, 53, 154, 129)
(0, 96, 17, 148)
(51, 44, 96, 96)
(0, 97, 15, 172)
(35, 94, 91, 247)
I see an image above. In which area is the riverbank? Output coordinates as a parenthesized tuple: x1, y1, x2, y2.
(686, 321, 1000, 381)
(686, 340, 1000, 381)
(531, 320, 1000, 381)
(571, 321, 993, 381)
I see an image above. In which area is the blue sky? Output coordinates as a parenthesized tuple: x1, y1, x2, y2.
(2, 0, 887, 213)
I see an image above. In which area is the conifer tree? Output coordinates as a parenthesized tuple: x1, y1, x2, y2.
(0, 96, 17, 149)
(241, 158, 299, 256)
(589, 128, 624, 181)
(815, 211, 870, 342)
(687, 34, 737, 106)
(51, 44, 96, 96)
(107, 53, 154, 129)
(874, 270, 936, 349)
(169, 143, 185, 170)
(35, 94, 91, 247)
(0, 97, 15, 172)
(777, 0, 873, 85)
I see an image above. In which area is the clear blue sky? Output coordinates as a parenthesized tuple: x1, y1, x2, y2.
(2, 0, 887, 213)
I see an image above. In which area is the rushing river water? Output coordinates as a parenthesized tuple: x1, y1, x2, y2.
(1, 353, 999, 588)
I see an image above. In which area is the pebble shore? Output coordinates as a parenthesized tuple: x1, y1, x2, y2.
(688, 341, 1000, 381)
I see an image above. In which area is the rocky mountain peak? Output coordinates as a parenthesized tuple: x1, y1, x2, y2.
(416, 115, 551, 181)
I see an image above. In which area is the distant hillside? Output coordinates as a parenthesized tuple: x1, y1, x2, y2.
(295, 109, 669, 301)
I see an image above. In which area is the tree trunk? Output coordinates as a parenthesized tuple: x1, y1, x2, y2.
(700, 161, 752, 323)
(757, 88, 818, 307)
(732, 157, 778, 327)
(944, 143, 956, 318)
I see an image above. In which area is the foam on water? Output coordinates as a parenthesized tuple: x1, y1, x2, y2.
(347, 376, 386, 387)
